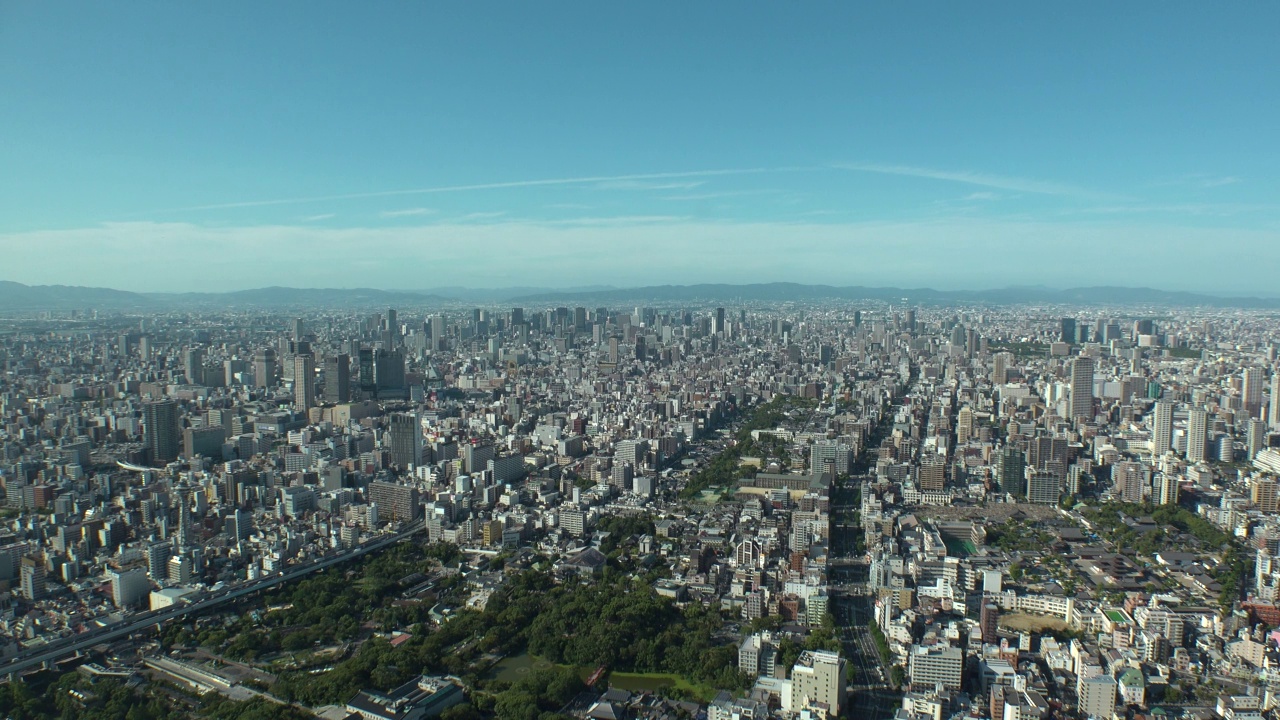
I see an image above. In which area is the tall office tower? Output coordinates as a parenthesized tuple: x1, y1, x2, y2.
(183, 426, 224, 460)
(1243, 368, 1264, 419)
(110, 567, 149, 608)
(293, 354, 315, 410)
(252, 348, 277, 388)
(1248, 419, 1267, 460)
(386, 307, 397, 334)
(1060, 318, 1077, 344)
(358, 347, 376, 394)
(853, 310, 862, 328)
(1157, 472, 1180, 506)
(324, 353, 350, 403)
(292, 317, 305, 340)
(608, 337, 620, 364)
(992, 352, 1011, 385)
(146, 542, 172, 581)
(388, 412, 423, 469)
(1186, 408, 1209, 463)
(635, 335, 646, 361)
(374, 348, 406, 396)
(19, 556, 46, 600)
(1069, 357, 1095, 421)
(956, 407, 974, 444)
(919, 455, 946, 492)
(174, 488, 193, 548)
(995, 447, 1025, 497)
(713, 307, 726, 334)
(511, 307, 524, 327)
(144, 399, 181, 464)
(1152, 401, 1174, 456)
(1271, 372, 1280, 429)
(430, 316, 445, 351)
(183, 347, 204, 385)
(905, 308, 917, 333)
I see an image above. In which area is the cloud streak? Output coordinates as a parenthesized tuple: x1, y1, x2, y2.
(145, 168, 791, 215)
(380, 208, 437, 217)
(833, 162, 1113, 199)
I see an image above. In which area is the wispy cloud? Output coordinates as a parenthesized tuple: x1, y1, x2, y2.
(145, 168, 786, 215)
(540, 215, 689, 226)
(302, 213, 335, 221)
(596, 180, 705, 191)
(961, 192, 1000, 201)
(454, 211, 508, 221)
(380, 207, 436, 218)
(1201, 176, 1241, 187)
(833, 162, 1112, 199)
(1067, 202, 1275, 217)
(659, 189, 778, 201)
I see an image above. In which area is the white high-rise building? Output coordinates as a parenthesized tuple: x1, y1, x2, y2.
(1152, 401, 1174, 456)
(1157, 472, 1179, 506)
(110, 567, 149, 609)
(789, 650, 846, 715)
(1078, 674, 1118, 720)
(1187, 409, 1208, 463)
(908, 644, 964, 690)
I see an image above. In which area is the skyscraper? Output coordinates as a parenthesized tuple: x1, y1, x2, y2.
(1187, 408, 1208, 463)
(1069, 357, 1094, 421)
(1247, 419, 1267, 460)
(388, 412, 423, 469)
(995, 447, 1025, 497)
(324, 353, 350, 403)
(252, 348, 277, 388)
(294, 354, 315, 410)
(919, 455, 945, 492)
(1270, 372, 1280, 429)
(144, 399, 181, 464)
(183, 347, 204, 386)
(992, 352, 1011, 385)
(1152, 401, 1174, 456)
(1244, 367, 1264, 419)
(1060, 318, 1077, 344)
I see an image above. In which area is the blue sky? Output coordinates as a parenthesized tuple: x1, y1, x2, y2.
(2, 3, 1278, 293)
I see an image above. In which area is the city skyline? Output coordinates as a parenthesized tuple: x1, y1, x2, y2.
(3, 3, 1278, 291)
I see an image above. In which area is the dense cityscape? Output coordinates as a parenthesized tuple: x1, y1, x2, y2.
(0, 296, 1278, 720)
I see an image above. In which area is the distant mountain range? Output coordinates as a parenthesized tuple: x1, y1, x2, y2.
(1, 280, 1277, 311)
(506, 283, 1280, 309)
